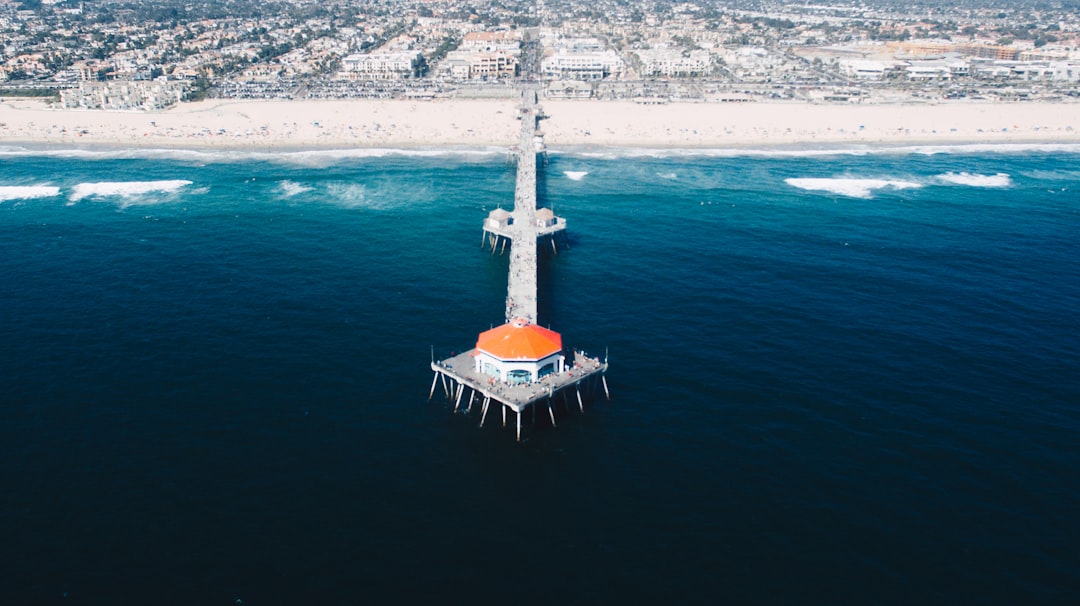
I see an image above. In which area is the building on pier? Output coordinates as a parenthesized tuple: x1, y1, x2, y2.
(485, 208, 513, 230)
(475, 318, 565, 384)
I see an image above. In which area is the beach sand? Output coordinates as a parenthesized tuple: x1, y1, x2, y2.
(1, 97, 1079, 149)
(0, 98, 519, 149)
(542, 100, 1080, 147)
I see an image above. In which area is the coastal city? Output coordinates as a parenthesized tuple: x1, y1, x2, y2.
(2, 0, 1079, 110)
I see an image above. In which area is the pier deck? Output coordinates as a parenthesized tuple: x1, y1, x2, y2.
(431, 88, 609, 441)
(505, 90, 541, 324)
(432, 350, 607, 414)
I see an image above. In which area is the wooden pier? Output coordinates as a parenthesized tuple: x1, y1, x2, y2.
(431, 88, 609, 441)
(481, 89, 568, 323)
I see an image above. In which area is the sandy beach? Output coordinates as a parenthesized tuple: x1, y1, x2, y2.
(1, 97, 1079, 149)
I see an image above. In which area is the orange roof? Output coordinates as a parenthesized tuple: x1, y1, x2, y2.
(476, 318, 562, 360)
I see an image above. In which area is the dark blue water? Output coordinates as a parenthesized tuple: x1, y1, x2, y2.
(2, 146, 1078, 604)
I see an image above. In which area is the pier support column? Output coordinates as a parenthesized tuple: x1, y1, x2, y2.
(428, 372, 439, 401)
(466, 390, 475, 413)
(551, 238, 557, 255)
(480, 397, 491, 427)
(577, 386, 584, 413)
(453, 384, 464, 412)
(502, 405, 507, 427)
(440, 374, 449, 400)
(548, 399, 557, 428)
(602, 375, 610, 400)
(516, 410, 522, 442)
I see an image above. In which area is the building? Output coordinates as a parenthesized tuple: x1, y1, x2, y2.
(542, 48, 622, 81)
(461, 30, 521, 53)
(341, 51, 421, 81)
(440, 49, 518, 80)
(535, 208, 557, 228)
(473, 318, 565, 384)
(546, 79, 593, 98)
(59, 80, 185, 110)
(486, 208, 513, 230)
(635, 49, 712, 77)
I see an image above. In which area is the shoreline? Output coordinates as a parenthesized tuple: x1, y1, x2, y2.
(4, 139, 1080, 158)
(2, 97, 1080, 151)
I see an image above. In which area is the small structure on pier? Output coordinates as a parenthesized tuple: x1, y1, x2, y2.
(535, 208, 558, 228)
(486, 208, 513, 230)
(475, 318, 565, 384)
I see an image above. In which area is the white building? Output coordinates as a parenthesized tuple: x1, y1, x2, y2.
(340, 51, 421, 81)
(544, 42, 622, 81)
(474, 318, 565, 385)
(461, 30, 521, 53)
(635, 49, 712, 77)
(440, 49, 518, 80)
(59, 80, 185, 111)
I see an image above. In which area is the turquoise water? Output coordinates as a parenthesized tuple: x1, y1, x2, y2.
(1, 144, 1078, 603)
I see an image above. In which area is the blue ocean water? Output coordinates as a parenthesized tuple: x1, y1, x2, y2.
(1, 144, 1078, 604)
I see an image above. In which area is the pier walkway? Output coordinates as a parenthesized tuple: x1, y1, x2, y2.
(506, 89, 540, 323)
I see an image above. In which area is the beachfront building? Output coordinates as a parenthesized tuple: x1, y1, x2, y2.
(461, 30, 521, 53)
(634, 49, 712, 77)
(1003, 60, 1080, 82)
(837, 59, 896, 80)
(542, 37, 623, 81)
(440, 49, 519, 80)
(59, 80, 185, 110)
(340, 51, 422, 81)
(474, 318, 565, 385)
(546, 79, 593, 98)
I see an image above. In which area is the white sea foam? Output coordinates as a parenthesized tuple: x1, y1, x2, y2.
(278, 180, 313, 198)
(657, 172, 678, 180)
(785, 177, 923, 198)
(0, 146, 506, 167)
(937, 172, 1012, 188)
(550, 142, 1080, 159)
(324, 182, 370, 209)
(564, 171, 588, 181)
(68, 180, 193, 204)
(0, 185, 61, 202)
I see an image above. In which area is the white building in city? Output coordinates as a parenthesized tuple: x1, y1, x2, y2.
(635, 49, 712, 77)
(542, 40, 622, 81)
(340, 51, 421, 81)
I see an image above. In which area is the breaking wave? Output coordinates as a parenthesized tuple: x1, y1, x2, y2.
(278, 180, 313, 198)
(0, 146, 507, 167)
(564, 171, 588, 181)
(937, 172, 1012, 188)
(785, 177, 923, 198)
(68, 180, 193, 204)
(550, 142, 1080, 159)
(0, 185, 61, 202)
(324, 182, 371, 209)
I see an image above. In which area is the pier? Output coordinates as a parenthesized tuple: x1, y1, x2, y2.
(431, 89, 608, 442)
(482, 89, 568, 323)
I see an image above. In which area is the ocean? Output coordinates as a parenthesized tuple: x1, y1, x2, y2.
(1, 144, 1078, 604)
